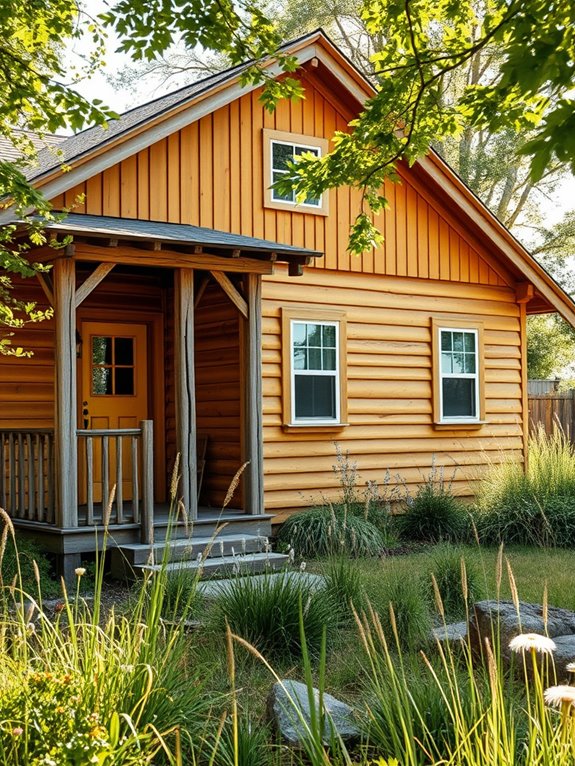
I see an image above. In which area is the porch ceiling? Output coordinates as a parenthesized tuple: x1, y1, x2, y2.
(28, 213, 323, 273)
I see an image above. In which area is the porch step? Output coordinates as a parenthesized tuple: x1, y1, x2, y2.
(140, 552, 289, 577)
(114, 532, 270, 567)
(151, 513, 274, 541)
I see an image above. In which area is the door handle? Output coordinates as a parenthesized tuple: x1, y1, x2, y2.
(82, 402, 89, 429)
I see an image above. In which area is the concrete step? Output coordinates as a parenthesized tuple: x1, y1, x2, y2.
(114, 533, 270, 567)
(139, 552, 289, 578)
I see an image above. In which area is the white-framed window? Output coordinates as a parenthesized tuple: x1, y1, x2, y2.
(291, 320, 339, 423)
(439, 328, 479, 421)
(271, 140, 321, 207)
(281, 308, 347, 429)
(263, 129, 329, 215)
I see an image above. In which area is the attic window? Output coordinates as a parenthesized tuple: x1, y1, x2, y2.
(263, 129, 329, 216)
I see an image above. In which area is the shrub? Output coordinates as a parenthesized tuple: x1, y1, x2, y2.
(212, 571, 336, 660)
(473, 425, 575, 546)
(0, 535, 58, 598)
(397, 467, 468, 543)
(277, 507, 386, 559)
(425, 544, 484, 622)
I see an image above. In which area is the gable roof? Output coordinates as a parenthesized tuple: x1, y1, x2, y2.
(27, 29, 370, 189)
(9, 30, 575, 327)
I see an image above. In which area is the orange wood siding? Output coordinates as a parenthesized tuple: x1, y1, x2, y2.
(49, 74, 508, 288)
(262, 266, 523, 518)
(0, 280, 55, 428)
(194, 282, 242, 508)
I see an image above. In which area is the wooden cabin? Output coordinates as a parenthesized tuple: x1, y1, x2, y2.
(1, 31, 575, 575)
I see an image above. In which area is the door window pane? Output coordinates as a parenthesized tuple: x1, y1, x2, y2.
(115, 367, 134, 396)
(92, 336, 112, 365)
(92, 367, 112, 395)
(115, 337, 134, 365)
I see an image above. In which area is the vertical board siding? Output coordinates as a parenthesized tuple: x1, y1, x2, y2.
(194, 282, 242, 507)
(261, 267, 523, 518)
(49, 77, 508, 288)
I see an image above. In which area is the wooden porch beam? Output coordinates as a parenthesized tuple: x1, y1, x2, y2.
(243, 274, 264, 515)
(53, 258, 78, 528)
(210, 271, 248, 319)
(75, 263, 115, 308)
(36, 272, 54, 304)
(174, 269, 198, 519)
(74, 243, 275, 274)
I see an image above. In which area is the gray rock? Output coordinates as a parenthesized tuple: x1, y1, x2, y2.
(550, 635, 575, 680)
(469, 600, 575, 681)
(432, 621, 468, 643)
(268, 679, 359, 747)
(470, 600, 575, 657)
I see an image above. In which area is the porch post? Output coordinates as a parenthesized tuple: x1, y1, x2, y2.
(174, 269, 197, 518)
(243, 273, 264, 515)
(53, 256, 78, 528)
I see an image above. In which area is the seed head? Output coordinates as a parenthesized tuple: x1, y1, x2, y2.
(509, 633, 556, 655)
(544, 685, 575, 709)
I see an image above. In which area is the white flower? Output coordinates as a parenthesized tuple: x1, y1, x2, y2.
(74, 567, 86, 577)
(299, 561, 307, 572)
(544, 685, 575, 708)
(567, 662, 575, 674)
(509, 633, 556, 655)
(288, 547, 295, 564)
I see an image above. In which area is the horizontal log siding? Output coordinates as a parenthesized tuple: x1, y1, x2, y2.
(194, 282, 242, 508)
(49, 73, 506, 287)
(262, 267, 523, 518)
(0, 279, 55, 428)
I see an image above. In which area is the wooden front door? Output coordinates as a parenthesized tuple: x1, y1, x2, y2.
(80, 321, 148, 502)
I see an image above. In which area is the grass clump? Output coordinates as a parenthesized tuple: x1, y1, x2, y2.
(425, 544, 484, 622)
(277, 508, 385, 559)
(322, 556, 367, 624)
(474, 425, 575, 546)
(397, 465, 468, 544)
(213, 570, 336, 661)
(0, 507, 207, 765)
(375, 575, 431, 653)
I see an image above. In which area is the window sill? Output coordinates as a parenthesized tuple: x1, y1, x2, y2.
(282, 423, 349, 434)
(433, 421, 487, 431)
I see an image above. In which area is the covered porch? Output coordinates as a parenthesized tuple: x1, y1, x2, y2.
(2, 214, 320, 575)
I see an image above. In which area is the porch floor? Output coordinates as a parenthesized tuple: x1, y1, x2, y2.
(76, 503, 249, 526)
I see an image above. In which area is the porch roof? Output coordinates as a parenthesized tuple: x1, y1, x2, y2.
(36, 213, 323, 263)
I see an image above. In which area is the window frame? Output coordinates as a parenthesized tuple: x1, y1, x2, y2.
(431, 318, 485, 427)
(263, 129, 329, 216)
(281, 307, 347, 430)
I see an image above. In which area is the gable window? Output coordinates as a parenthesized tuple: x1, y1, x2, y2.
(263, 129, 329, 215)
(281, 308, 347, 429)
(431, 319, 485, 426)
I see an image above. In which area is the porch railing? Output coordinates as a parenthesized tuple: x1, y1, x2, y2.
(0, 429, 55, 523)
(77, 421, 154, 541)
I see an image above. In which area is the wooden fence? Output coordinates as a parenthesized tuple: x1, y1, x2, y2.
(528, 390, 575, 438)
